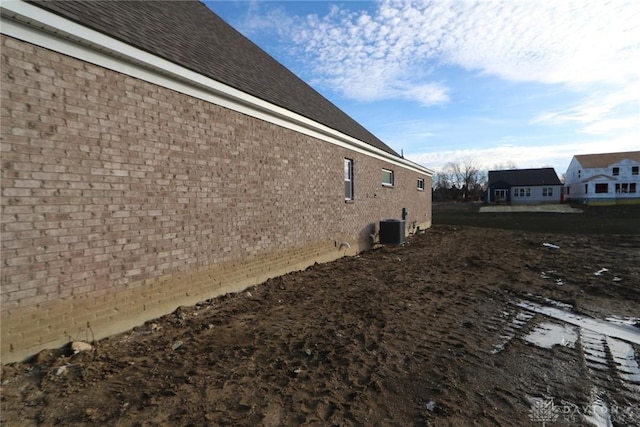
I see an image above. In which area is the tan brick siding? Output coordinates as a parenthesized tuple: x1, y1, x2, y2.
(0, 35, 431, 362)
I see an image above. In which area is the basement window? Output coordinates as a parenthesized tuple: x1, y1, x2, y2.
(595, 183, 608, 194)
(417, 178, 425, 191)
(382, 169, 394, 187)
(344, 158, 354, 201)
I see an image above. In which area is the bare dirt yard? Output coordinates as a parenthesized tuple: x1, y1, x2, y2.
(1, 205, 639, 426)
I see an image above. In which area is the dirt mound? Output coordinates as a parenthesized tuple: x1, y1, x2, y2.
(1, 226, 639, 426)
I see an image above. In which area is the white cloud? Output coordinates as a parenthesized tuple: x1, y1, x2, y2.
(231, 0, 640, 170)
(408, 134, 640, 174)
(531, 84, 640, 135)
(265, 0, 640, 104)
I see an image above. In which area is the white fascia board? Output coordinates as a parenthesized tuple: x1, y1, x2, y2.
(0, 0, 433, 177)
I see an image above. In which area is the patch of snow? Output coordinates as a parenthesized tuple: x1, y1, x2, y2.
(524, 322, 578, 349)
(606, 337, 640, 386)
(543, 242, 560, 249)
(517, 301, 640, 345)
(584, 394, 613, 427)
(594, 268, 609, 276)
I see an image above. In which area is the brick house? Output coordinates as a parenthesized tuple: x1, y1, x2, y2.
(564, 151, 640, 205)
(0, 1, 432, 362)
(487, 168, 562, 204)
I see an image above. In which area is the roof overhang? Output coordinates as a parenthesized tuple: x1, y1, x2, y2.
(1, 0, 433, 176)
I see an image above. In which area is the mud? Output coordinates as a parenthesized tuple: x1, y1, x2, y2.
(1, 226, 639, 426)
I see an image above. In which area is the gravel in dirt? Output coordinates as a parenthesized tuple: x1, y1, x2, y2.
(1, 226, 639, 426)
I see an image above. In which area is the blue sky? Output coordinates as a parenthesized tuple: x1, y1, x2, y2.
(204, 0, 639, 175)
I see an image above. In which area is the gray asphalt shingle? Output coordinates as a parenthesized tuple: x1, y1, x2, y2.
(488, 168, 562, 187)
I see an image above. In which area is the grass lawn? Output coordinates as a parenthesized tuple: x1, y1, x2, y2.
(432, 202, 640, 234)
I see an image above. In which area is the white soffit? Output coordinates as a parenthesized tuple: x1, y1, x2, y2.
(0, 1, 433, 176)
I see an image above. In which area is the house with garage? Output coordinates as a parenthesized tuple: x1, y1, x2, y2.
(564, 151, 640, 205)
(487, 168, 562, 204)
(0, 0, 432, 362)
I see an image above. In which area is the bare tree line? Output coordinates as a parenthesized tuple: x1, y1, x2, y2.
(432, 159, 517, 202)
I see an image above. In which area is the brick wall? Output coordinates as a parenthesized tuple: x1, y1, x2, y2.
(0, 35, 431, 363)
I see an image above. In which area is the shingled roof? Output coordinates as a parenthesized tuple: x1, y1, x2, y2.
(28, 0, 399, 156)
(488, 168, 562, 187)
(573, 151, 640, 169)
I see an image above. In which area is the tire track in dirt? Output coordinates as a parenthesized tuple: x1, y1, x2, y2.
(2, 226, 638, 426)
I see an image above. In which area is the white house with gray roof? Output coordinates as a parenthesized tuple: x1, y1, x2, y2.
(487, 168, 562, 204)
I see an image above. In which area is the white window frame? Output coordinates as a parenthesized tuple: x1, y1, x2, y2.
(417, 178, 425, 191)
(494, 189, 507, 202)
(344, 158, 354, 201)
(382, 168, 394, 187)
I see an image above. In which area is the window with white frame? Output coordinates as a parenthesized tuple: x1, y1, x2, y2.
(633, 166, 639, 176)
(612, 167, 619, 176)
(382, 168, 394, 187)
(631, 183, 637, 193)
(542, 187, 553, 197)
(526, 188, 531, 197)
(344, 158, 354, 200)
(417, 178, 425, 191)
(513, 188, 519, 197)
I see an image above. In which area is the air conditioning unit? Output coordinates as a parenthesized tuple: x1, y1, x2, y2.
(379, 219, 405, 245)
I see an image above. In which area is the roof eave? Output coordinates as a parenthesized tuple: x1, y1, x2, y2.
(1, 0, 432, 176)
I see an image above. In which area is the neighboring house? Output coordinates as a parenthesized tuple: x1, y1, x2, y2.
(487, 168, 562, 204)
(564, 151, 640, 205)
(0, 1, 432, 362)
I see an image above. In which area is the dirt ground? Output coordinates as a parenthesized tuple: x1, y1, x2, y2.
(1, 225, 639, 426)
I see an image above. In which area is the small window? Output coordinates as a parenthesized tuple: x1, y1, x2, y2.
(417, 178, 425, 191)
(612, 167, 619, 176)
(526, 188, 531, 197)
(585, 184, 588, 194)
(595, 183, 608, 193)
(344, 159, 354, 200)
(381, 168, 394, 187)
(632, 166, 639, 176)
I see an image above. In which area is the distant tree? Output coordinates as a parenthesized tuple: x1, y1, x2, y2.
(444, 159, 485, 201)
(432, 171, 453, 202)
